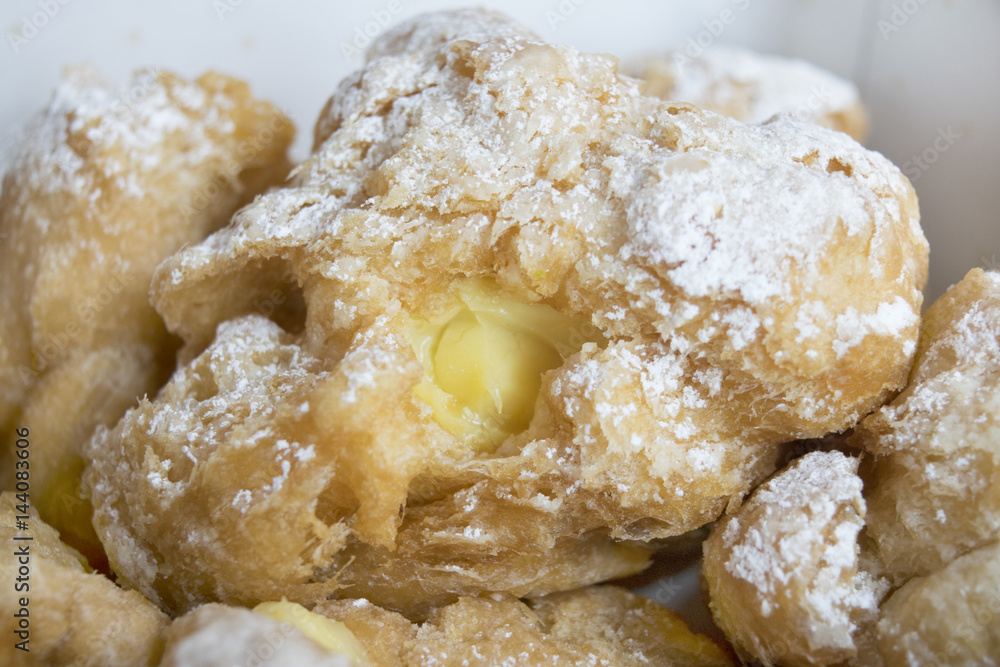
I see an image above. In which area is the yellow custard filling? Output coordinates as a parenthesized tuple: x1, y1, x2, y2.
(254, 600, 368, 664)
(408, 279, 605, 452)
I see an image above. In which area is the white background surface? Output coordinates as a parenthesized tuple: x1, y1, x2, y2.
(0, 0, 997, 638)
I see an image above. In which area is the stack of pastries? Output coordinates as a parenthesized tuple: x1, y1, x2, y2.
(1, 9, 993, 666)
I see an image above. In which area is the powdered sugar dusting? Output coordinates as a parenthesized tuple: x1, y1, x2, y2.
(867, 269, 1000, 454)
(10, 65, 237, 200)
(155, 9, 923, 393)
(719, 451, 877, 653)
(833, 296, 918, 358)
(81, 9, 928, 617)
(631, 46, 862, 128)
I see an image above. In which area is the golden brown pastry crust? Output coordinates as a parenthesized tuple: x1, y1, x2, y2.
(0, 493, 168, 666)
(704, 269, 1000, 666)
(876, 540, 1000, 666)
(159, 587, 731, 666)
(313, 586, 733, 666)
(853, 268, 1000, 581)
(83, 9, 926, 617)
(703, 451, 883, 666)
(627, 47, 869, 142)
(84, 314, 653, 614)
(0, 66, 293, 562)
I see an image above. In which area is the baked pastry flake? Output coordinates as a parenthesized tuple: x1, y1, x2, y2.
(84, 9, 928, 617)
